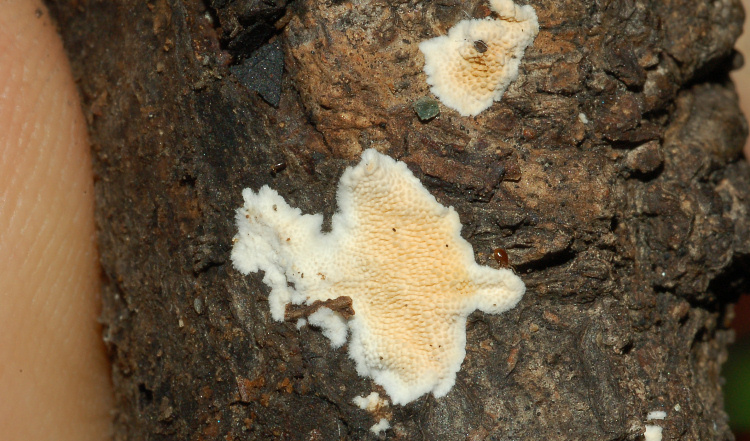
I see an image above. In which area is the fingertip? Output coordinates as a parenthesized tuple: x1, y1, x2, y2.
(0, 1, 113, 440)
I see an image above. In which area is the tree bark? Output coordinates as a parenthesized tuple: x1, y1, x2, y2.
(46, 0, 750, 439)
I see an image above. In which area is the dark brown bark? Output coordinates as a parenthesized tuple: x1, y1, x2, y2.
(46, 0, 750, 439)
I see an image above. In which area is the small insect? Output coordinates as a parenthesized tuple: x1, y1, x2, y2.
(270, 162, 287, 175)
(473, 40, 488, 53)
(493, 247, 510, 267)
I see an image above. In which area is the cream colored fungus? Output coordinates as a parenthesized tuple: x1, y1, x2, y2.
(232, 149, 525, 404)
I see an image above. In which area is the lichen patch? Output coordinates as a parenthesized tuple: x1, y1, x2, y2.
(231, 149, 525, 404)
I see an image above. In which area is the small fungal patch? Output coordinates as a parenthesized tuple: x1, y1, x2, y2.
(644, 425, 662, 441)
(370, 418, 390, 435)
(647, 410, 666, 420)
(353, 392, 389, 412)
(231, 149, 525, 404)
(644, 410, 667, 441)
(419, 0, 539, 116)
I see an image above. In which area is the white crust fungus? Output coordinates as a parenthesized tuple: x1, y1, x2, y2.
(353, 392, 389, 412)
(644, 410, 666, 441)
(370, 418, 390, 435)
(647, 410, 667, 420)
(419, 0, 539, 116)
(644, 425, 663, 441)
(231, 149, 526, 404)
(307, 307, 348, 348)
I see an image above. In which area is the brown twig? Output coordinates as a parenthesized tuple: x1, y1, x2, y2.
(284, 296, 355, 321)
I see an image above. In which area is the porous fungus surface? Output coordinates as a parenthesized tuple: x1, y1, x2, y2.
(419, 0, 539, 116)
(231, 149, 525, 404)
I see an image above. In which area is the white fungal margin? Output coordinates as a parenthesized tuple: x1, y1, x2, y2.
(308, 307, 348, 348)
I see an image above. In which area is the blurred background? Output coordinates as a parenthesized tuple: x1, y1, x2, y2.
(728, 1, 750, 437)
(727, 296, 750, 440)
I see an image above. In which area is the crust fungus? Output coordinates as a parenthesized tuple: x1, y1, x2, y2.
(644, 410, 667, 441)
(369, 418, 390, 435)
(419, 0, 539, 116)
(353, 392, 389, 412)
(644, 425, 663, 441)
(231, 149, 525, 404)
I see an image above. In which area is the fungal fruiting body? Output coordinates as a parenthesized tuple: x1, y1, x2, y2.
(644, 425, 663, 441)
(647, 411, 666, 420)
(419, 0, 539, 116)
(353, 393, 391, 434)
(370, 418, 390, 435)
(353, 392, 389, 412)
(231, 149, 525, 404)
(644, 410, 667, 441)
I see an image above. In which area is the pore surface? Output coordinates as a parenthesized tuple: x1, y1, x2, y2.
(231, 149, 525, 404)
(419, 0, 539, 116)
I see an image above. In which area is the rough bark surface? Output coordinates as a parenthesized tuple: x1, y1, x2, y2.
(46, 0, 750, 439)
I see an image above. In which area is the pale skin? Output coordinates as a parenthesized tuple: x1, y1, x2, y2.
(0, 1, 113, 440)
(0, 0, 749, 440)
